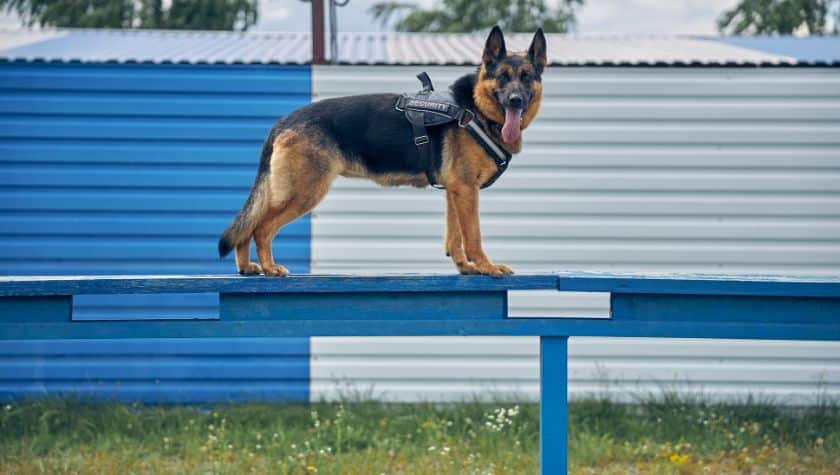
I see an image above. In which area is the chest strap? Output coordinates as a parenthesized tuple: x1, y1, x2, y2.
(462, 118, 511, 189)
(396, 72, 512, 190)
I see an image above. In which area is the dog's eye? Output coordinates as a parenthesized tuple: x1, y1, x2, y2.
(520, 71, 529, 81)
(500, 71, 511, 82)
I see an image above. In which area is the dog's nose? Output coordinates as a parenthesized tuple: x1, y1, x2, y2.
(508, 93, 524, 108)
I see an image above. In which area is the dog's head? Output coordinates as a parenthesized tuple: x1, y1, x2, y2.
(474, 26, 547, 144)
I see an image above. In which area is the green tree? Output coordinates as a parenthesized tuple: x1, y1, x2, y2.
(1, 0, 258, 30)
(369, 0, 583, 33)
(717, 0, 839, 35)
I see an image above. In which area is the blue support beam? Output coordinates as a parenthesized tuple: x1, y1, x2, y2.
(2, 318, 839, 341)
(540, 336, 568, 475)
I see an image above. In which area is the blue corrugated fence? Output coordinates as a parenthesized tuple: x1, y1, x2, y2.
(0, 62, 312, 402)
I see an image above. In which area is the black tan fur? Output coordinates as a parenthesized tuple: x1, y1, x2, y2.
(218, 26, 547, 277)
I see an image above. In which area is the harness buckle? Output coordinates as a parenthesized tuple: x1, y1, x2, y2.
(414, 135, 430, 146)
(458, 109, 475, 127)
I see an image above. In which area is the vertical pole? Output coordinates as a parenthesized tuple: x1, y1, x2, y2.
(311, 0, 326, 65)
(540, 336, 568, 474)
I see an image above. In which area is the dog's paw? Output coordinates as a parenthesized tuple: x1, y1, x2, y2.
(262, 264, 290, 277)
(456, 261, 481, 275)
(238, 262, 263, 276)
(475, 262, 514, 278)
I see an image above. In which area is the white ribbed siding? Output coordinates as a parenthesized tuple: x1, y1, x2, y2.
(309, 65, 840, 404)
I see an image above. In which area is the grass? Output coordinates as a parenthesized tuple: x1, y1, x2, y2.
(1, 394, 839, 474)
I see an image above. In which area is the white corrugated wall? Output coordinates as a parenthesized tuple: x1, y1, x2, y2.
(309, 65, 840, 404)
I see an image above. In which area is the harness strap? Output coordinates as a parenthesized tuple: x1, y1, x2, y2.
(463, 120, 511, 189)
(417, 71, 434, 92)
(398, 72, 513, 190)
(402, 73, 443, 188)
(405, 108, 440, 188)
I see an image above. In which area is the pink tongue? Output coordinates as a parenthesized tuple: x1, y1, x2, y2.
(502, 107, 522, 144)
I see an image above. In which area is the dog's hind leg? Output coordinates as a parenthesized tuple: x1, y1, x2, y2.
(253, 185, 334, 276)
(253, 209, 295, 277)
(253, 129, 340, 277)
(234, 240, 261, 275)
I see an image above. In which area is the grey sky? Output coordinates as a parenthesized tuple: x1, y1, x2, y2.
(1, 0, 742, 35)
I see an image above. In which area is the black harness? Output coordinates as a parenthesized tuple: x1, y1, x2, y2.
(395, 72, 512, 190)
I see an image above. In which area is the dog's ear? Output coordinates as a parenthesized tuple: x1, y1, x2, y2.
(528, 28, 547, 75)
(482, 25, 506, 65)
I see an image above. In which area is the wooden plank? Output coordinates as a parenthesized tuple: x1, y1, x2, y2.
(611, 293, 840, 324)
(1, 317, 838, 341)
(221, 291, 506, 321)
(0, 296, 71, 323)
(0, 274, 559, 296)
(557, 271, 840, 298)
(2, 272, 840, 297)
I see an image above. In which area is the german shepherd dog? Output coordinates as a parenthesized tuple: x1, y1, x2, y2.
(218, 26, 546, 277)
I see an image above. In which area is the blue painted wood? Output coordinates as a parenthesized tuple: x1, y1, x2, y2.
(611, 293, 840, 324)
(557, 271, 840, 298)
(1, 272, 838, 297)
(0, 274, 559, 296)
(0, 296, 70, 323)
(2, 317, 839, 340)
(73, 293, 218, 321)
(221, 291, 506, 321)
(540, 336, 568, 475)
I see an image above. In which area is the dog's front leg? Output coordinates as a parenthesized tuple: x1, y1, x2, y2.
(448, 184, 514, 277)
(445, 190, 480, 274)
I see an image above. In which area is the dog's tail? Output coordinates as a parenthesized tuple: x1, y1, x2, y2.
(217, 181, 267, 258)
(218, 139, 274, 258)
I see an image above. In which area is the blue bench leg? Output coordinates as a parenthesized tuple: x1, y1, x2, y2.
(540, 336, 569, 474)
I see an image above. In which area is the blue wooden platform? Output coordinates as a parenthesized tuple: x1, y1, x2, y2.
(1, 271, 839, 474)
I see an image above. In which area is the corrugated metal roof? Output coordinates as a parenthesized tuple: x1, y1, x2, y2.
(0, 29, 311, 64)
(1, 28, 838, 66)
